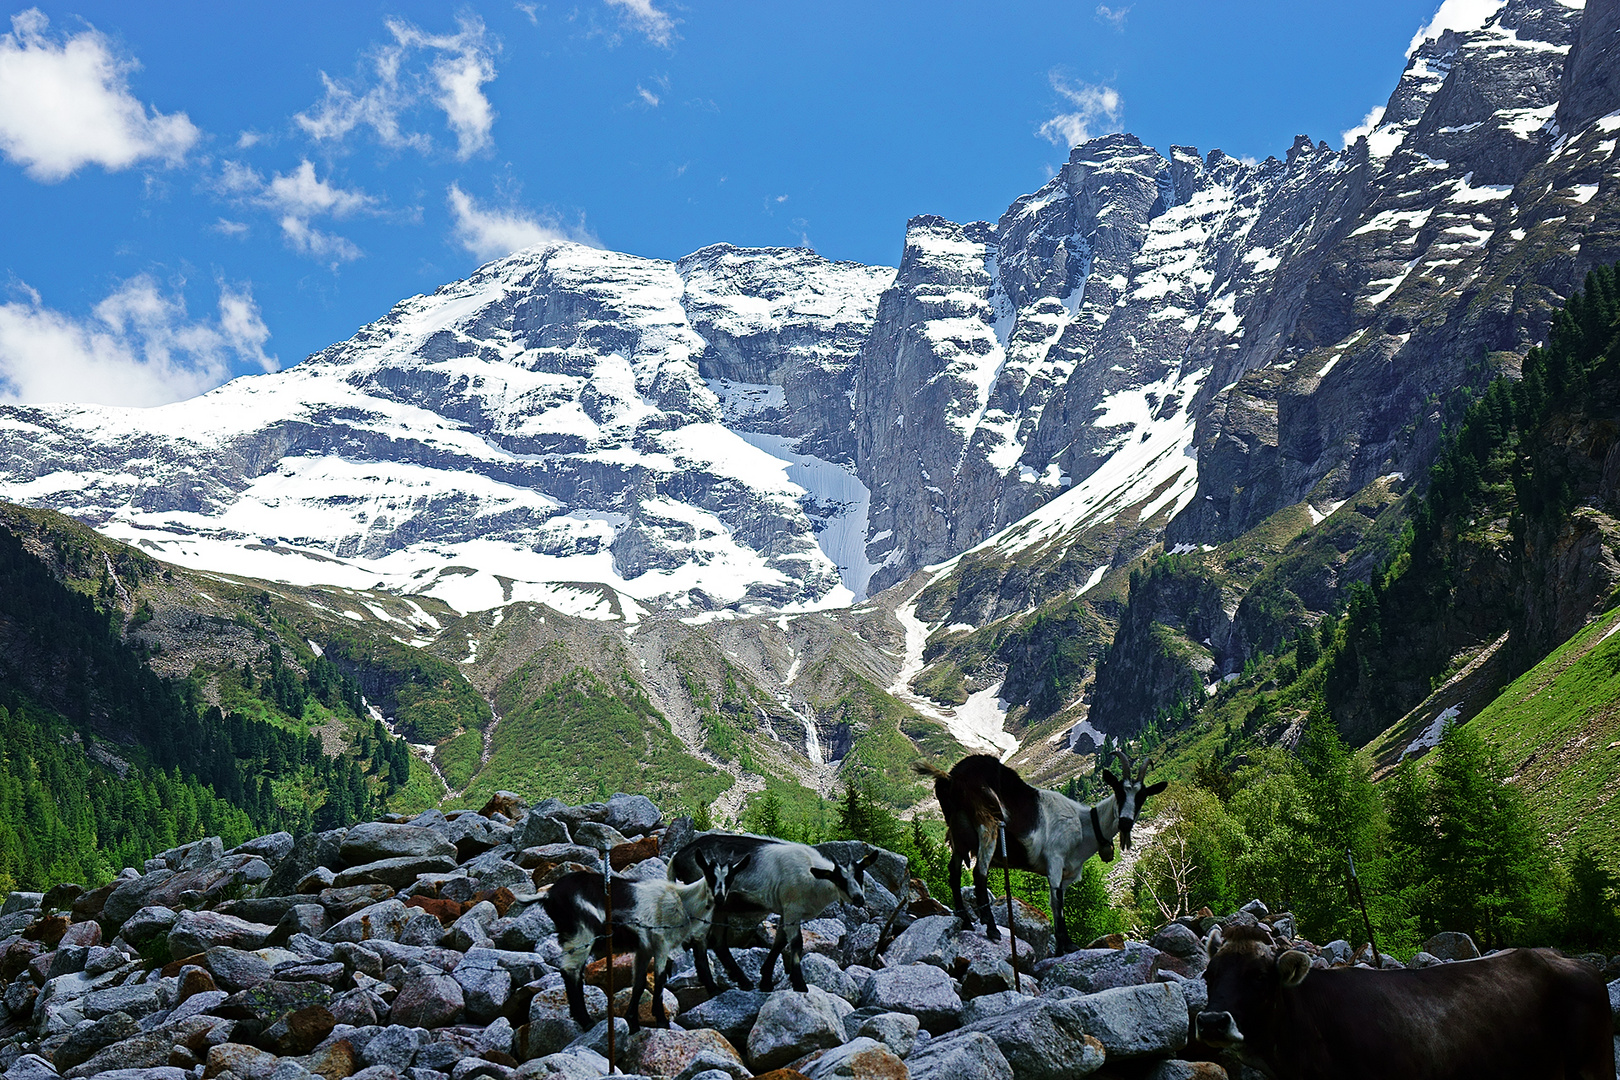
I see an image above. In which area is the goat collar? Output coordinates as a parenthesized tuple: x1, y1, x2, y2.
(1090, 804, 1116, 862)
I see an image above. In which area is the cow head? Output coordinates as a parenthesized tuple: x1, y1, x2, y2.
(1102, 747, 1169, 850)
(1197, 924, 1313, 1059)
(811, 849, 881, 907)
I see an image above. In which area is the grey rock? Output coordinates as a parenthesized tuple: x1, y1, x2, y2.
(269, 905, 330, 946)
(1150, 923, 1205, 961)
(452, 964, 510, 1023)
(515, 814, 570, 850)
(342, 824, 458, 865)
(603, 795, 661, 838)
(961, 996, 1105, 1079)
(443, 903, 498, 954)
(569, 823, 628, 852)
(1156, 968, 1208, 1012)
(860, 962, 962, 1034)
(69, 1071, 187, 1080)
(856, 1011, 920, 1057)
(324, 901, 432, 945)
(659, 817, 695, 858)
(54, 1011, 140, 1069)
(960, 956, 1020, 999)
(2, 1057, 56, 1080)
(800, 953, 860, 1004)
(82, 982, 162, 1020)
(1323, 940, 1352, 965)
(168, 989, 229, 1023)
(1038, 942, 1160, 994)
(265, 830, 347, 898)
(390, 974, 464, 1029)
(904, 1030, 1013, 1080)
(167, 911, 275, 959)
(413, 1044, 466, 1072)
(363, 1026, 427, 1071)
(1239, 900, 1268, 919)
(206, 947, 276, 992)
(334, 857, 460, 892)
(494, 906, 554, 952)
(527, 987, 605, 1058)
(458, 855, 530, 895)
(881, 914, 958, 970)
(1144, 1063, 1231, 1080)
(1067, 982, 1188, 1058)
(1410, 951, 1446, 969)
(1421, 932, 1480, 962)
(234, 834, 297, 865)
(959, 990, 1039, 1027)
(47, 945, 88, 979)
(678, 989, 766, 1048)
(745, 986, 851, 1072)
(798, 1037, 907, 1080)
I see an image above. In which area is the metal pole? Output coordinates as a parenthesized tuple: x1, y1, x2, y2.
(1347, 848, 1382, 967)
(999, 824, 1021, 993)
(603, 854, 615, 1074)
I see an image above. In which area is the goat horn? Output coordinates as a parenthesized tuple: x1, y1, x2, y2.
(1138, 757, 1156, 782)
(1106, 745, 1134, 773)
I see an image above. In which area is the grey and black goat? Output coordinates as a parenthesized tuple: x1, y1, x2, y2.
(917, 747, 1165, 953)
(669, 832, 880, 993)
(542, 848, 748, 1032)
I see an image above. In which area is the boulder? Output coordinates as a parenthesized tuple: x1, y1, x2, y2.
(680, 990, 767, 1048)
(391, 973, 465, 1028)
(526, 988, 605, 1058)
(904, 1030, 1012, 1080)
(167, 910, 276, 958)
(880, 915, 958, 970)
(571, 823, 629, 852)
(118, 906, 180, 951)
(604, 795, 662, 838)
(206, 947, 278, 991)
(260, 1005, 338, 1056)
(1144, 1063, 1228, 1080)
(797, 1037, 907, 1080)
(746, 987, 853, 1072)
(362, 1026, 427, 1071)
(341, 824, 458, 865)
(854, 1012, 919, 1058)
(1038, 942, 1160, 994)
(961, 997, 1105, 1079)
(860, 963, 962, 1034)
(454, 963, 512, 1023)
(1421, 932, 1480, 962)
(334, 857, 460, 892)
(54, 1010, 140, 1069)
(515, 814, 571, 851)
(1067, 982, 1188, 1059)
(622, 1028, 744, 1079)
(82, 983, 163, 1020)
(205, 1042, 281, 1080)
(800, 954, 860, 1004)
(234, 832, 297, 865)
(324, 900, 435, 945)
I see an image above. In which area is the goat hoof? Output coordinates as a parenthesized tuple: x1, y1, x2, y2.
(984, 926, 1002, 942)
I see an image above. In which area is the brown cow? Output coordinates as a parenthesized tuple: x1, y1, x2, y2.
(1197, 924, 1615, 1080)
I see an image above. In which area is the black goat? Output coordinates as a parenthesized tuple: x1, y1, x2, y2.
(917, 747, 1165, 953)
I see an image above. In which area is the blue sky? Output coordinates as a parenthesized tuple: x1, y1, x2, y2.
(0, 0, 1491, 406)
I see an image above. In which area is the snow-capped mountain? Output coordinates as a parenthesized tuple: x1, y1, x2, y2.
(3, 0, 1620, 633)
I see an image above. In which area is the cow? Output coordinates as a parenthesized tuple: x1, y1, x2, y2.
(1196, 923, 1616, 1080)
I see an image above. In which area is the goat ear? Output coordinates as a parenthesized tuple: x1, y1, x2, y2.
(1278, 950, 1312, 987)
(693, 850, 711, 874)
(856, 850, 880, 872)
(1141, 780, 1168, 798)
(732, 851, 753, 874)
(1102, 769, 1121, 790)
(809, 865, 837, 883)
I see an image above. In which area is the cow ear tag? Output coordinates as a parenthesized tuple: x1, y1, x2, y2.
(1278, 950, 1311, 988)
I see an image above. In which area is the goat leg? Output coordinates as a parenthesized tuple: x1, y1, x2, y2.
(561, 968, 592, 1031)
(652, 953, 673, 1029)
(786, 924, 809, 993)
(973, 863, 1001, 941)
(760, 922, 791, 992)
(625, 946, 651, 1035)
(1051, 881, 1073, 956)
(714, 936, 754, 991)
(948, 852, 976, 927)
(689, 936, 722, 994)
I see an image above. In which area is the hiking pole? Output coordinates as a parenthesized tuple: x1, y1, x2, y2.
(602, 852, 615, 1075)
(1347, 847, 1382, 968)
(999, 823, 1021, 993)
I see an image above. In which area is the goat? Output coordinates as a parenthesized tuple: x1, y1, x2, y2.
(542, 848, 746, 1033)
(669, 832, 879, 993)
(916, 746, 1165, 953)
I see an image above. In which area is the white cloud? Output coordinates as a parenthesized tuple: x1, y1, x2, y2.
(1407, 0, 1505, 56)
(0, 276, 276, 407)
(211, 218, 249, 237)
(0, 9, 198, 182)
(446, 183, 596, 262)
(1341, 105, 1386, 148)
(210, 159, 372, 264)
(603, 0, 676, 47)
(1038, 75, 1122, 150)
(296, 15, 497, 159)
(1095, 5, 1130, 29)
(637, 84, 661, 107)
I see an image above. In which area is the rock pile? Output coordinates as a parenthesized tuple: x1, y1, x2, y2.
(1, 796, 1615, 1080)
